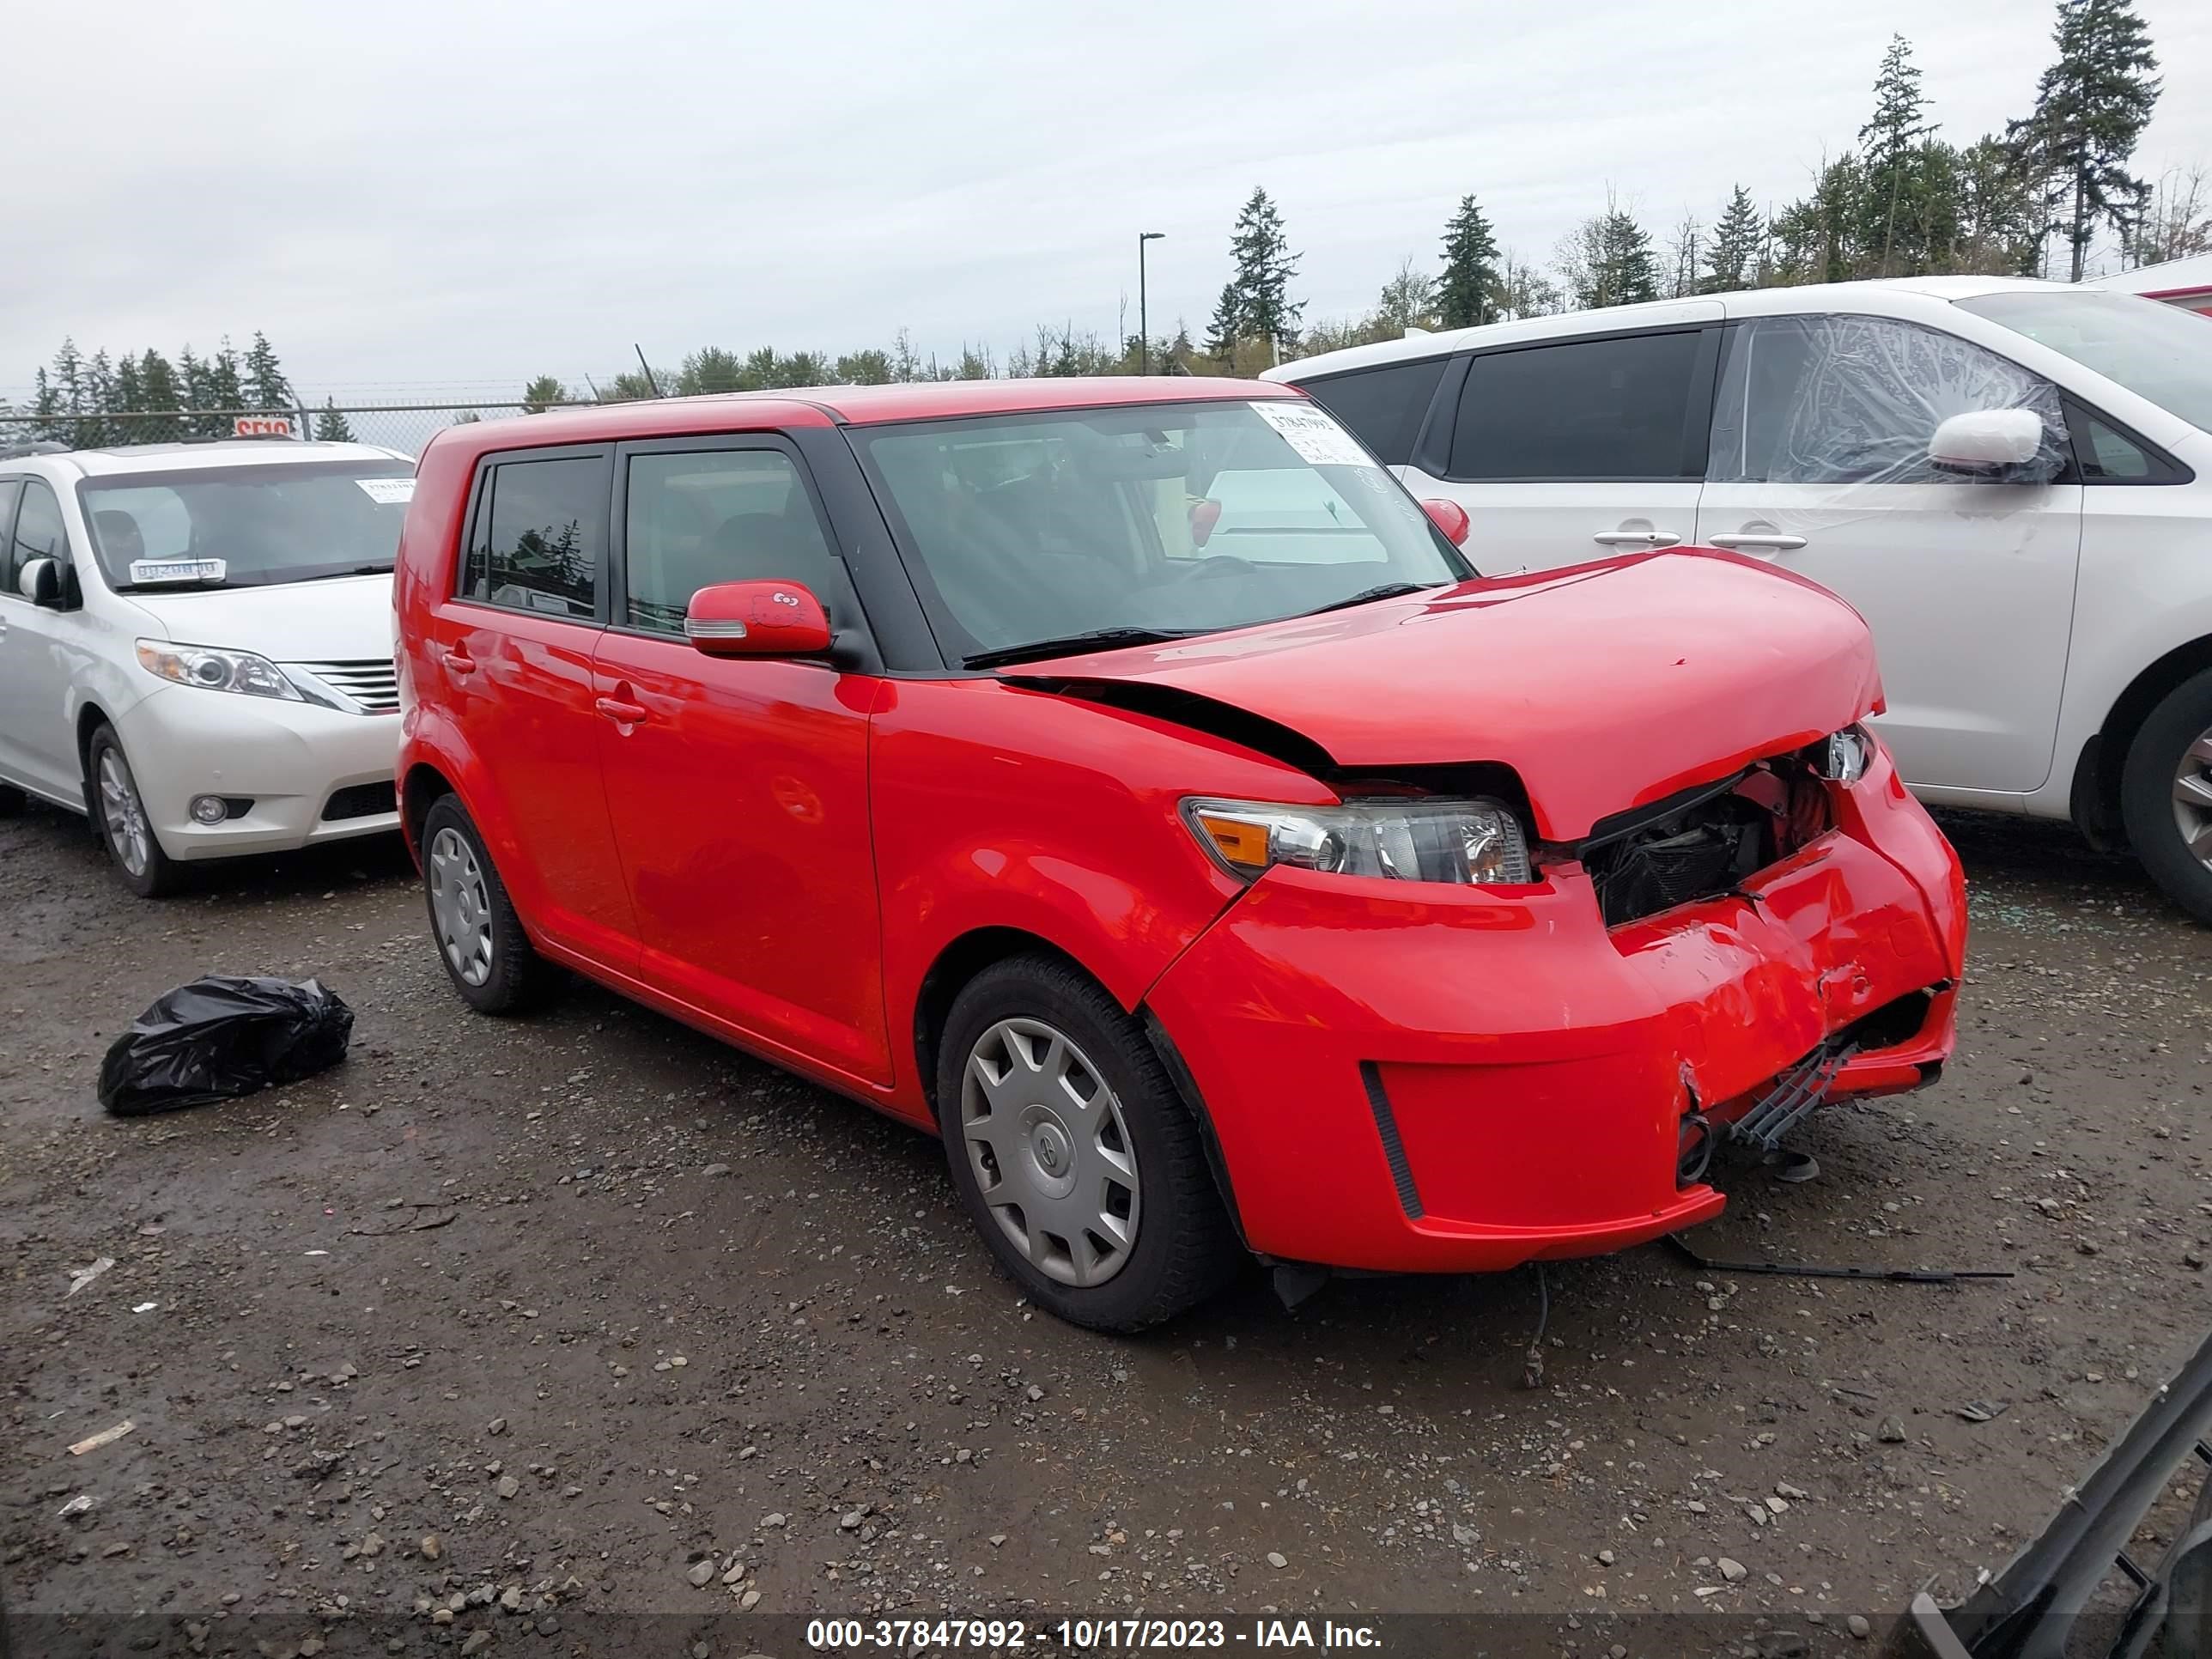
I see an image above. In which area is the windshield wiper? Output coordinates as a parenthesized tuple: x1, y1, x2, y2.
(1300, 581, 1431, 617)
(964, 626, 1196, 671)
(294, 565, 395, 582)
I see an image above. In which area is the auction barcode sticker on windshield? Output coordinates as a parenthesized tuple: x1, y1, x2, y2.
(356, 477, 416, 505)
(129, 557, 226, 586)
(1250, 400, 1372, 468)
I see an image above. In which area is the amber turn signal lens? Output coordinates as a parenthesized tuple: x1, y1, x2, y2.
(1193, 811, 1272, 872)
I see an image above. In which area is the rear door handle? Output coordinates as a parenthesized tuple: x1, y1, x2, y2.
(595, 696, 647, 726)
(1592, 529, 1682, 548)
(1707, 532, 1809, 552)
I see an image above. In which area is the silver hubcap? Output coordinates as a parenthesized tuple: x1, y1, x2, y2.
(97, 749, 152, 877)
(2173, 730, 2212, 871)
(428, 826, 495, 987)
(960, 1018, 1140, 1287)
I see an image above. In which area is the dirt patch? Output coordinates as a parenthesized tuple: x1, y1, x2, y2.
(3, 800, 2208, 1648)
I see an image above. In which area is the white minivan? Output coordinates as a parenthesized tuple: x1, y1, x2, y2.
(0, 438, 414, 895)
(1266, 279, 2212, 918)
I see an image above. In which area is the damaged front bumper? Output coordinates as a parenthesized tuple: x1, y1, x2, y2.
(1143, 746, 1966, 1276)
(1907, 1324, 2212, 1659)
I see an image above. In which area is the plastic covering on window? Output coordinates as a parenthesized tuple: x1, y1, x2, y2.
(1709, 315, 2069, 489)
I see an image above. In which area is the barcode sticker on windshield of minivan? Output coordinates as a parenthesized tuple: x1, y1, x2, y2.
(129, 558, 226, 586)
(356, 478, 416, 505)
(1251, 401, 1371, 468)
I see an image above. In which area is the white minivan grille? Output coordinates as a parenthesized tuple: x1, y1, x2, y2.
(288, 659, 400, 714)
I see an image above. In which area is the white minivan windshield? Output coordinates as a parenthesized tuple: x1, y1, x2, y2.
(80, 459, 416, 590)
(1957, 290, 2212, 435)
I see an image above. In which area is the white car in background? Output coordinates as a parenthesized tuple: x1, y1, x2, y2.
(1266, 279, 2212, 919)
(0, 439, 415, 895)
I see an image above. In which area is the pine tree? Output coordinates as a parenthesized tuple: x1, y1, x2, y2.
(1561, 204, 1660, 308)
(243, 331, 293, 411)
(314, 399, 356, 441)
(1208, 188, 1303, 362)
(30, 368, 60, 442)
(1205, 280, 1244, 361)
(138, 350, 182, 411)
(2008, 0, 2160, 281)
(1860, 35, 1936, 275)
(208, 338, 246, 410)
(1705, 185, 1764, 290)
(1436, 194, 1501, 327)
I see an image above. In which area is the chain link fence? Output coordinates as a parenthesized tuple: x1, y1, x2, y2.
(0, 402, 544, 459)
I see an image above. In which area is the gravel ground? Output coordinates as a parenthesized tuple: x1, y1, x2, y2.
(2, 798, 2208, 1655)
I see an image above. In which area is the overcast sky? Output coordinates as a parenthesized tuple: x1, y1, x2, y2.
(6, 0, 2208, 402)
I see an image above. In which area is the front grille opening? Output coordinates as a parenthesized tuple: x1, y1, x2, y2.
(1583, 757, 1832, 928)
(322, 781, 398, 823)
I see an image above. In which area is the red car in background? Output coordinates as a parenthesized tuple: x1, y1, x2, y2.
(392, 379, 1964, 1331)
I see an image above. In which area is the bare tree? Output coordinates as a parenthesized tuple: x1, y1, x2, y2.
(1666, 210, 1703, 297)
(2128, 164, 2212, 267)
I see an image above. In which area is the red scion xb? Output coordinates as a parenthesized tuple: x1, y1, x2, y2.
(392, 379, 1965, 1331)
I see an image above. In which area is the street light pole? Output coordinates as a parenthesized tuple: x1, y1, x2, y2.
(1138, 232, 1165, 374)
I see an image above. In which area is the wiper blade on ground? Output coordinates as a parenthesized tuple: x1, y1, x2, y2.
(1301, 581, 1433, 617)
(964, 627, 1195, 670)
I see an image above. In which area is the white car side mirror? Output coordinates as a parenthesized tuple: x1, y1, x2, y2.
(1929, 410, 2045, 476)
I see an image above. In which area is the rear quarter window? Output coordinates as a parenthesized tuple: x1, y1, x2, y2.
(1297, 358, 1449, 467)
(1447, 330, 1705, 482)
(462, 453, 608, 621)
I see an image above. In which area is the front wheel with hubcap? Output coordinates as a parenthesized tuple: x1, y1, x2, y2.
(937, 955, 1241, 1331)
(87, 725, 179, 897)
(419, 794, 547, 1014)
(2124, 669, 2212, 926)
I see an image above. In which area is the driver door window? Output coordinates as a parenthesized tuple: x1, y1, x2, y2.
(621, 448, 838, 635)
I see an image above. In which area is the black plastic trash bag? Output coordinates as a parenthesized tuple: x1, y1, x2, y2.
(97, 976, 354, 1117)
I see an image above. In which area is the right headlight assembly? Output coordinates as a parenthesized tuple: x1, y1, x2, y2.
(1182, 796, 1534, 887)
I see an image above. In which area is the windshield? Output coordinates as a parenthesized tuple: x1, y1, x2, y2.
(854, 398, 1472, 665)
(78, 459, 416, 590)
(1956, 290, 2212, 434)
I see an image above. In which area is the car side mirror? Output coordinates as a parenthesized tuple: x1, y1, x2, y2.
(684, 579, 833, 659)
(1422, 498, 1472, 547)
(1929, 410, 2044, 477)
(17, 557, 63, 608)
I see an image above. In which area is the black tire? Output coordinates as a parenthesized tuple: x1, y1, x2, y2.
(2121, 668, 2212, 925)
(936, 955, 1242, 1332)
(419, 793, 548, 1014)
(0, 781, 23, 817)
(86, 725, 181, 898)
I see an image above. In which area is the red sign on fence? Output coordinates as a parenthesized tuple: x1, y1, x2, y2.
(233, 416, 295, 439)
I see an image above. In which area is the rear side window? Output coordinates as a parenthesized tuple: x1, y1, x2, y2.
(1298, 359, 1448, 467)
(623, 448, 839, 634)
(464, 455, 606, 620)
(9, 479, 68, 593)
(1447, 331, 1704, 481)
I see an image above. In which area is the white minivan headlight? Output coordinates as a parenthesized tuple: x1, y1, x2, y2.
(1183, 797, 1534, 886)
(136, 640, 302, 702)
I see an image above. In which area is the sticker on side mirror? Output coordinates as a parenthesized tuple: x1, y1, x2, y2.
(128, 558, 227, 586)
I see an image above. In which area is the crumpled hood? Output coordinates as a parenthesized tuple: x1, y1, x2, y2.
(123, 573, 395, 663)
(1008, 551, 1882, 842)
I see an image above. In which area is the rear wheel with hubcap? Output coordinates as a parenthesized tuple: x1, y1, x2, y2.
(937, 955, 1241, 1331)
(87, 725, 179, 897)
(420, 794, 547, 1013)
(2123, 669, 2212, 926)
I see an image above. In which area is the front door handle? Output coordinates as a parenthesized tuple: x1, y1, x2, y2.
(1707, 532, 1809, 552)
(1591, 529, 1682, 548)
(444, 647, 477, 676)
(595, 696, 647, 726)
